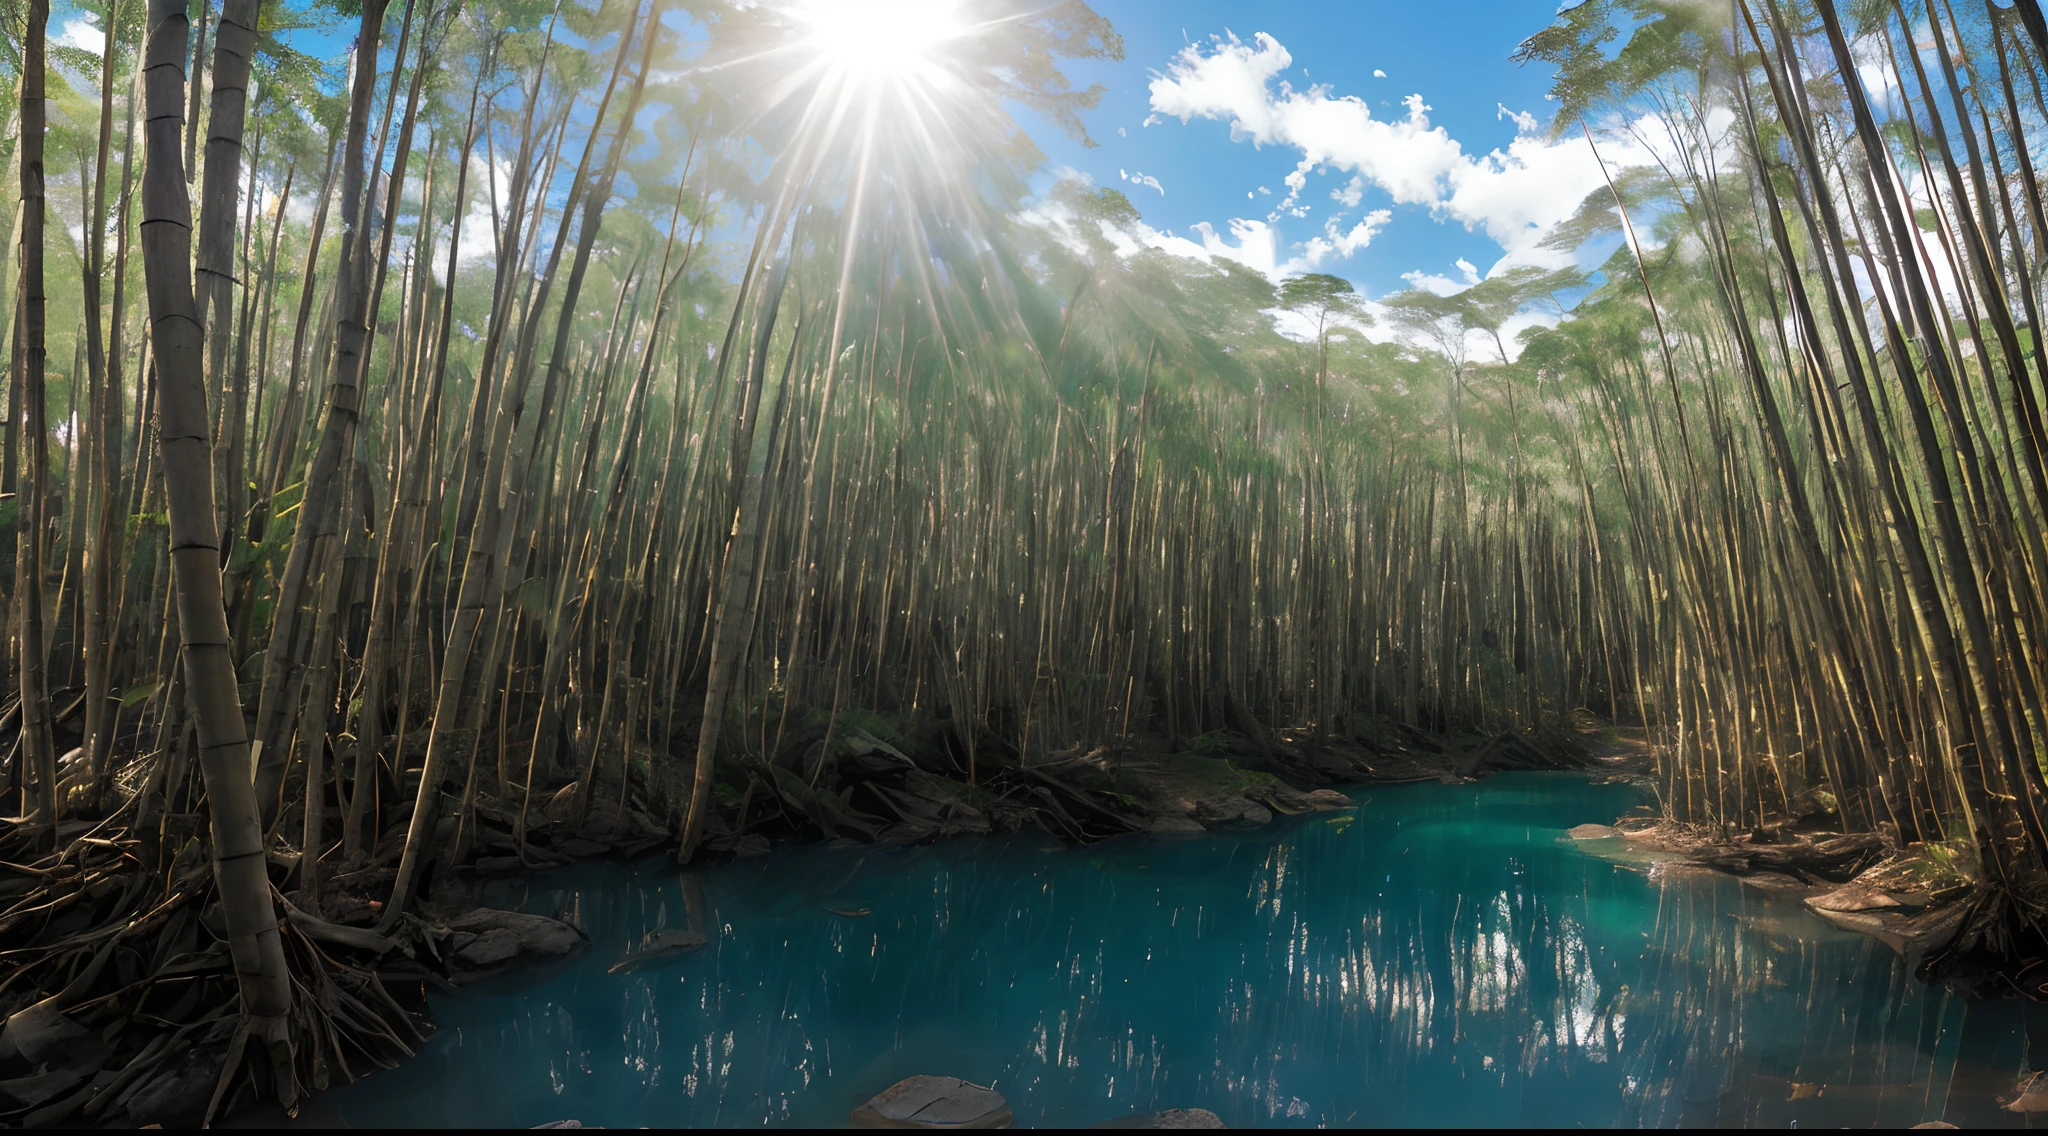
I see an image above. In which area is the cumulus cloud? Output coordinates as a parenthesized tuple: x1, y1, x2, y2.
(1401, 271, 1462, 296)
(1497, 103, 1538, 133)
(1294, 209, 1393, 271)
(1373, 69, 1387, 78)
(1400, 258, 1480, 297)
(1164, 217, 1284, 278)
(57, 17, 106, 53)
(1143, 29, 1655, 280)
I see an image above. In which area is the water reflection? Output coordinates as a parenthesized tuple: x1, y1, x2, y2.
(321, 774, 2046, 1128)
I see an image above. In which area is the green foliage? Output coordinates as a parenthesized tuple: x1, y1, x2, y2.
(1190, 730, 1232, 755)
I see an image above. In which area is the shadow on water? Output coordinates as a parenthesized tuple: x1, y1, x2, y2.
(313, 773, 2048, 1127)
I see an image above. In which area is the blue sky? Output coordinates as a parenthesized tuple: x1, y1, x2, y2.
(49, 0, 1619, 341)
(1024, 1, 1580, 300)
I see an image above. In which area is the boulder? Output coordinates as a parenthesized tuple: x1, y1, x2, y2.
(1568, 823, 1623, 840)
(850, 1075, 1012, 1129)
(1194, 797, 1272, 829)
(1146, 814, 1206, 837)
(1806, 881, 1903, 913)
(444, 909, 585, 977)
(1094, 1108, 1227, 1129)
(735, 834, 771, 858)
(1305, 790, 1351, 809)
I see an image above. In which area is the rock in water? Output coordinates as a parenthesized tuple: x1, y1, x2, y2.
(608, 929, 708, 974)
(1568, 823, 1623, 840)
(1094, 1107, 1227, 1128)
(850, 1076, 1012, 1129)
(443, 909, 588, 983)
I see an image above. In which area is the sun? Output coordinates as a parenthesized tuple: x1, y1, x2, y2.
(794, 0, 966, 86)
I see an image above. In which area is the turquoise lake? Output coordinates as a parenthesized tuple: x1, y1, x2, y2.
(316, 773, 2048, 1127)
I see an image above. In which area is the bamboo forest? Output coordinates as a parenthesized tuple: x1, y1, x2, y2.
(4, 0, 2048, 1127)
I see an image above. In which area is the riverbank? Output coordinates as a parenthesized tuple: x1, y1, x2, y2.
(1593, 816, 1974, 965)
(0, 714, 1630, 1126)
(323, 713, 1647, 952)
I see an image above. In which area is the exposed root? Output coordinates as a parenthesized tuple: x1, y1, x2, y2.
(1916, 884, 2048, 1000)
(0, 814, 429, 1127)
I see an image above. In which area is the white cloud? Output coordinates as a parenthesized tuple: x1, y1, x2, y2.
(1118, 168, 1165, 195)
(1373, 69, 1387, 79)
(1116, 126, 1127, 137)
(457, 153, 514, 264)
(1022, 175, 1280, 278)
(1145, 29, 1655, 279)
(1164, 217, 1283, 278)
(57, 17, 106, 54)
(1497, 103, 1539, 134)
(1400, 259, 1480, 296)
(1293, 209, 1392, 271)
(1150, 38, 1470, 208)
(1401, 268, 1467, 296)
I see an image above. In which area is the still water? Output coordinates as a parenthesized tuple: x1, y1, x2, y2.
(320, 774, 2047, 1127)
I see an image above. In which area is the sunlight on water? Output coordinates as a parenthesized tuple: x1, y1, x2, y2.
(319, 774, 2046, 1127)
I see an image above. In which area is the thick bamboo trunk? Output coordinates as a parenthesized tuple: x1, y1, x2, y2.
(196, 0, 260, 527)
(16, 0, 56, 832)
(252, 0, 391, 815)
(138, 0, 294, 1097)
(88, 14, 144, 799)
(681, 257, 796, 858)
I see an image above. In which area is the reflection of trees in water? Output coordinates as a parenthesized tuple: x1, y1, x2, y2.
(1228, 842, 2023, 1127)
(374, 836, 2044, 1127)
(1603, 873, 1990, 1128)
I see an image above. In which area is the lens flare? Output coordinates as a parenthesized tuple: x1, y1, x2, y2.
(796, 0, 966, 85)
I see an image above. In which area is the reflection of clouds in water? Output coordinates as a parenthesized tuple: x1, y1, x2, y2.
(323, 776, 2041, 1129)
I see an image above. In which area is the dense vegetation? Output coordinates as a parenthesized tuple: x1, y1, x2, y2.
(0, 0, 2043, 1116)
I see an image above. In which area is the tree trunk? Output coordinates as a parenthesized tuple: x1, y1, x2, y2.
(139, 0, 294, 1100)
(196, 0, 260, 530)
(16, 0, 56, 831)
(252, 0, 391, 817)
